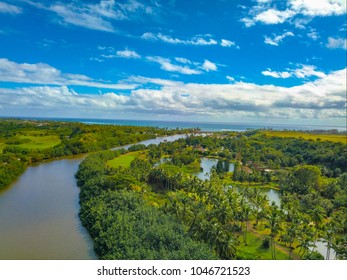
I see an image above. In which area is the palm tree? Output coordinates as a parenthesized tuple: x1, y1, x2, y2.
(280, 221, 298, 259)
(322, 222, 334, 259)
(297, 224, 315, 259)
(240, 201, 251, 245)
(266, 202, 282, 259)
(308, 206, 326, 244)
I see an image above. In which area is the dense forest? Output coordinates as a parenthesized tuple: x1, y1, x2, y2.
(76, 130, 347, 260)
(0, 119, 193, 190)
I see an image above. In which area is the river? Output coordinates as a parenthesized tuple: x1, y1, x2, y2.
(0, 134, 186, 260)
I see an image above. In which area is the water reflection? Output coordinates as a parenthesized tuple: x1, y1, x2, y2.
(194, 158, 234, 181)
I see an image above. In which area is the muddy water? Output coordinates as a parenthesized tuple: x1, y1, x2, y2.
(0, 157, 95, 259)
(0, 134, 187, 259)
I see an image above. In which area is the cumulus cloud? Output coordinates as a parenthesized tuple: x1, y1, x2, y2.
(0, 2, 22, 14)
(241, 0, 347, 27)
(326, 37, 347, 50)
(1, 67, 345, 122)
(264, 31, 294, 46)
(201, 60, 217, 72)
(289, 0, 346, 17)
(116, 49, 141, 59)
(262, 64, 326, 79)
(255, 9, 295, 25)
(0, 58, 136, 89)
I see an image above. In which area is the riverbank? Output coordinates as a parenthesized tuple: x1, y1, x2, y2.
(0, 133, 190, 259)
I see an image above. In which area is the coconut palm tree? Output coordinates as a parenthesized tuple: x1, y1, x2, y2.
(266, 202, 282, 259)
(297, 224, 315, 259)
(308, 206, 326, 244)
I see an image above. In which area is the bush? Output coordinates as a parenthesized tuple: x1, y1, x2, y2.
(262, 237, 270, 249)
(303, 251, 324, 260)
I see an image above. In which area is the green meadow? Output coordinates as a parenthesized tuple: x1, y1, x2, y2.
(263, 131, 346, 144)
(107, 151, 144, 169)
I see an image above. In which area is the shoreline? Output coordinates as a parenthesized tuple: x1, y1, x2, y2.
(1, 116, 346, 132)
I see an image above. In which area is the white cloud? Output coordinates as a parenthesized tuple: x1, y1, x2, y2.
(141, 32, 238, 48)
(255, 9, 295, 25)
(226, 76, 235, 83)
(116, 49, 141, 59)
(241, 0, 347, 27)
(175, 57, 192, 64)
(289, 0, 346, 17)
(220, 39, 236, 47)
(1, 68, 345, 122)
(201, 60, 217, 72)
(46, 0, 118, 32)
(25, 0, 157, 32)
(141, 32, 218, 46)
(0, 2, 22, 14)
(144, 56, 218, 75)
(264, 31, 294, 46)
(146, 56, 202, 75)
(326, 37, 347, 50)
(307, 29, 319, 40)
(262, 64, 326, 79)
(262, 70, 292, 78)
(0, 58, 136, 90)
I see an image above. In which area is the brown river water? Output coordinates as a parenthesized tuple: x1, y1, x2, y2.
(0, 135, 185, 260)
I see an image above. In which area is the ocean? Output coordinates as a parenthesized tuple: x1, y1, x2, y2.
(13, 117, 346, 132)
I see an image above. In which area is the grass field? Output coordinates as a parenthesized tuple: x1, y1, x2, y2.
(0, 142, 5, 153)
(15, 135, 61, 150)
(107, 151, 143, 169)
(0, 135, 61, 152)
(262, 131, 346, 144)
(237, 230, 299, 260)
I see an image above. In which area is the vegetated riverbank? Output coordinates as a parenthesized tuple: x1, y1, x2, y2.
(0, 133, 193, 259)
(76, 131, 347, 260)
(0, 119, 195, 191)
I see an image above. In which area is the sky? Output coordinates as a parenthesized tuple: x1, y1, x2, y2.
(0, 0, 346, 127)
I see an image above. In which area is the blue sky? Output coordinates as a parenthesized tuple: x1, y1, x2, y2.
(0, 0, 346, 126)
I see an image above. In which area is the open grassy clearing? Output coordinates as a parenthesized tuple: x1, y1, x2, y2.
(15, 135, 61, 150)
(107, 151, 145, 169)
(262, 131, 346, 144)
(2, 135, 61, 150)
(237, 231, 291, 260)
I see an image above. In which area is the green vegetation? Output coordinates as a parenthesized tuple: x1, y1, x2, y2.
(236, 231, 290, 260)
(76, 150, 217, 260)
(107, 151, 144, 169)
(0, 118, 193, 190)
(7, 135, 61, 150)
(263, 130, 346, 144)
(77, 129, 347, 260)
(2, 119, 346, 260)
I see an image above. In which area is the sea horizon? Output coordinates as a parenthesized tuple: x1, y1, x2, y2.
(1, 116, 345, 132)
